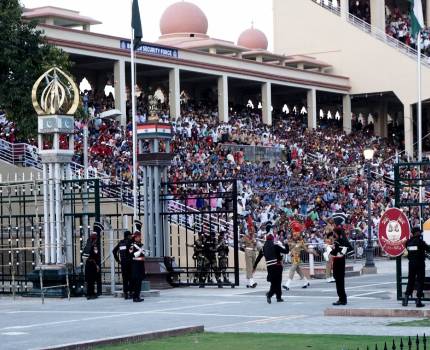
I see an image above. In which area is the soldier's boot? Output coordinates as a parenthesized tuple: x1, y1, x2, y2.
(282, 279, 291, 291)
(416, 298, 425, 308)
(402, 294, 409, 307)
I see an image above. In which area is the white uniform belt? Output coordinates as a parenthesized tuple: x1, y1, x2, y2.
(245, 247, 255, 250)
(133, 257, 145, 261)
(266, 259, 277, 266)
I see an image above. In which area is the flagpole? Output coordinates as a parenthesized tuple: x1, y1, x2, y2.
(131, 26, 138, 220)
(417, 30, 423, 225)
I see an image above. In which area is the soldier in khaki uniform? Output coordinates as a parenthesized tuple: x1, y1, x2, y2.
(283, 223, 317, 290)
(242, 227, 257, 288)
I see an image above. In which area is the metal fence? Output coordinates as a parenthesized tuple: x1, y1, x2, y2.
(351, 334, 427, 350)
(220, 144, 284, 164)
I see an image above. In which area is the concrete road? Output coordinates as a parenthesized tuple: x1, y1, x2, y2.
(0, 262, 427, 350)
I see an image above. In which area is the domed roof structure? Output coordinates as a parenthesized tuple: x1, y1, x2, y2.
(238, 27, 268, 50)
(160, 1, 208, 35)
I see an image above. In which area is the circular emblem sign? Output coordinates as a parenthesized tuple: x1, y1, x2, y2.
(378, 208, 411, 257)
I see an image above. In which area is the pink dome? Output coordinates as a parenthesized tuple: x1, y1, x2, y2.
(238, 27, 268, 50)
(160, 2, 208, 35)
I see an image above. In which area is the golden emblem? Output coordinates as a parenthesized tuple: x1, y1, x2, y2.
(31, 67, 79, 116)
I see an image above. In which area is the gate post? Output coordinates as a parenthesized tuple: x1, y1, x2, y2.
(232, 180, 240, 286)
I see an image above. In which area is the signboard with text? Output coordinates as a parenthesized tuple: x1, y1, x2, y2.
(378, 208, 410, 257)
(120, 41, 179, 58)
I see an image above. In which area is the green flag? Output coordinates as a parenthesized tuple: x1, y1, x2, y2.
(409, 0, 424, 38)
(132, 0, 142, 50)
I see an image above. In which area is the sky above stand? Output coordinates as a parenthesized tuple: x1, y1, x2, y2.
(21, 0, 274, 50)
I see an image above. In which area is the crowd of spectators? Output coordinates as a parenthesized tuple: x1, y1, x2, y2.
(385, 6, 430, 56)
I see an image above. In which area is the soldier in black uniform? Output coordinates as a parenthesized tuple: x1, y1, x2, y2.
(217, 231, 230, 284)
(112, 230, 133, 299)
(83, 222, 103, 300)
(130, 231, 146, 303)
(403, 226, 430, 308)
(330, 228, 353, 306)
(253, 232, 289, 304)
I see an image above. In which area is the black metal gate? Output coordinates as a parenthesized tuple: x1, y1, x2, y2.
(160, 179, 240, 287)
(394, 161, 430, 301)
(0, 178, 101, 295)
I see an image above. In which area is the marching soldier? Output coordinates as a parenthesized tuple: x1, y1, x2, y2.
(242, 227, 258, 288)
(112, 230, 133, 299)
(403, 226, 430, 308)
(83, 222, 103, 300)
(330, 227, 353, 306)
(253, 232, 289, 304)
(192, 232, 209, 287)
(130, 220, 145, 303)
(217, 231, 230, 285)
(283, 223, 317, 291)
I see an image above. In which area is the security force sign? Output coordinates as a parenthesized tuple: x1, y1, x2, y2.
(378, 208, 411, 257)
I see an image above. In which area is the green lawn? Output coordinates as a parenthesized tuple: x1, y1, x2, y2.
(389, 319, 430, 327)
(97, 333, 405, 350)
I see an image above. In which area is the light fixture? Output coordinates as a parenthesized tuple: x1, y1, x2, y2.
(363, 148, 374, 160)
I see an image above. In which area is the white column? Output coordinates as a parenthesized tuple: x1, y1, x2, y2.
(375, 102, 388, 138)
(42, 163, 50, 264)
(55, 163, 62, 263)
(307, 89, 317, 130)
(404, 104, 414, 160)
(340, 0, 349, 19)
(342, 94, 352, 134)
(114, 59, 127, 126)
(262, 82, 272, 126)
(169, 67, 180, 120)
(49, 163, 56, 263)
(217, 75, 229, 123)
(370, 0, 386, 31)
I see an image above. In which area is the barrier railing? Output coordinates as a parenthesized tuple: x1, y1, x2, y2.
(310, 0, 430, 67)
(220, 143, 284, 163)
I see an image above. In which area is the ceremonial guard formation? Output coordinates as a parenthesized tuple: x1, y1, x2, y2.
(253, 231, 289, 304)
(403, 226, 430, 308)
(112, 230, 133, 299)
(192, 231, 231, 287)
(83, 222, 103, 300)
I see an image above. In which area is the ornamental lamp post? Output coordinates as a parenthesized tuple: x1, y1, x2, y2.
(362, 148, 377, 274)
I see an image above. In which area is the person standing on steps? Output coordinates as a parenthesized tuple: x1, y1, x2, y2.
(403, 226, 430, 308)
(253, 230, 289, 304)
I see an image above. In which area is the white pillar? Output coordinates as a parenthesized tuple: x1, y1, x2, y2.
(307, 89, 317, 130)
(218, 75, 229, 123)
(114, 59, 127, 126)
(55, 163, 62, 263)
(42, 163, 50, 264)
(262, 82, 272, 126)
(370, 0, 386, 31)
(404, 104, 414, 159)
(375, 102, 388, 138)
(340, 0, 349, 19)
(343, 94, 352, 134)
(49, 163, 56, 263)
(169, 67, 180, 120)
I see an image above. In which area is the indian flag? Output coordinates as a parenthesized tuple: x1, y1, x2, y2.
(409, 0, 425, 38)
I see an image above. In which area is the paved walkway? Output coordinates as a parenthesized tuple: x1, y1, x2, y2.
(0, 260, 428, 350)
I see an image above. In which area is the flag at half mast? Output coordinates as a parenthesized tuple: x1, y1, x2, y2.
(409, 0, 425, 38)
(132, 0, 143, 50)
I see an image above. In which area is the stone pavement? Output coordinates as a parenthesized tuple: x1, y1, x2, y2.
(0, 259, 428, 350)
